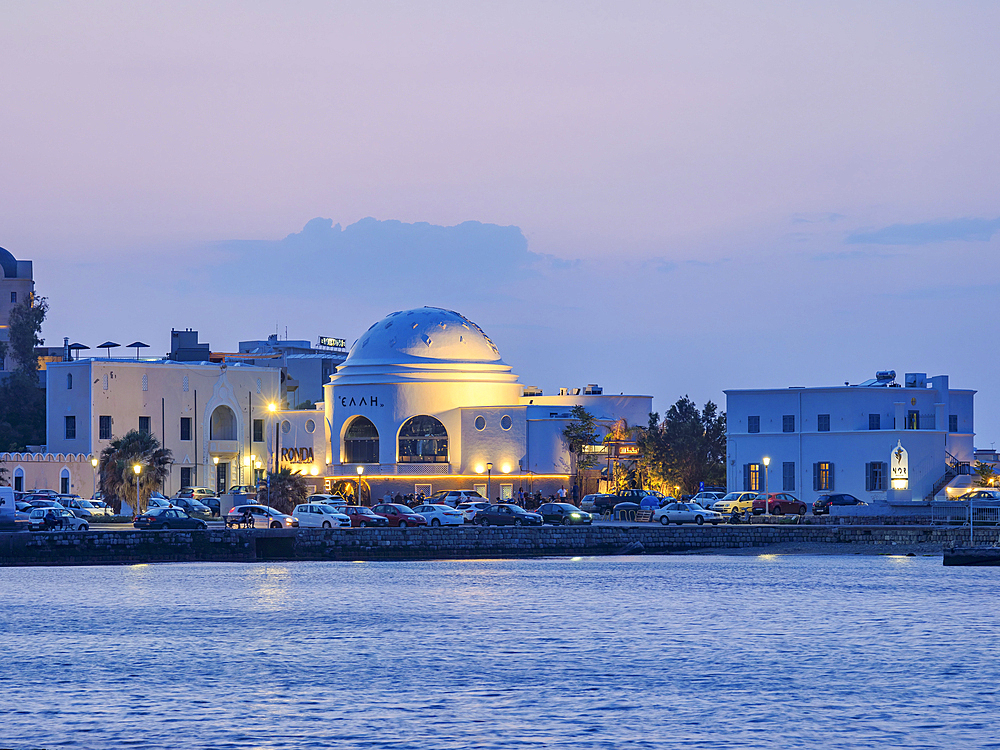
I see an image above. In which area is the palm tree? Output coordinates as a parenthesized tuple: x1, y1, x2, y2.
(257, 468, 309, 514)
(99, 430, 173, 515)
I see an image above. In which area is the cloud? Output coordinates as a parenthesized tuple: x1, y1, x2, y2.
(791, 213, 846, 225)
(846, 217, 1000, 246)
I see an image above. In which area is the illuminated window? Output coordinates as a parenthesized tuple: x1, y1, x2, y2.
(743, 463, 760, 492)
(344, 417, 378, 464)
(813, 462, 834, 491)
(398, 416, 448, 463)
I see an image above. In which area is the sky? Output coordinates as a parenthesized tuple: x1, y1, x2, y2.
(3, 1, 1000, 445)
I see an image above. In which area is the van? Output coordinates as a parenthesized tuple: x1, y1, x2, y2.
(0, 486, 14, 530)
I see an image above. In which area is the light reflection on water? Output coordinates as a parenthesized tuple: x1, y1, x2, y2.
(1, 555, 998, 749)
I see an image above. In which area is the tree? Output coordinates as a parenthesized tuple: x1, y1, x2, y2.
(0, 294, 48, 451)
(603, 417, 641, 493)
(258, 468, 309, 514)
(974, 461, 997, 488)
(99, 430, 173, 515)
(640, 396, 727, 496)
(562, 405, 601, 494)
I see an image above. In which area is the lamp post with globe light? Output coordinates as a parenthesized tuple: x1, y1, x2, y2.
(356, 465, 365, 505)
(132, 464, 142, 515)
(487, 462, 493, 502)
(90, 457, 98, 500)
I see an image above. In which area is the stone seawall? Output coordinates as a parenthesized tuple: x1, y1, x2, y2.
(0, 525, 995, 566)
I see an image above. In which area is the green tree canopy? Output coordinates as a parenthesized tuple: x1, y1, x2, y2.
(639, 396, 726, 495)
(563, 405, 601, 471)
(99, 430, 173, 515)
(0, 294, 48, 451)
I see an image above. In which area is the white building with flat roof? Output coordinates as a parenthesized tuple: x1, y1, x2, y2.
(725, 371, 976, 508)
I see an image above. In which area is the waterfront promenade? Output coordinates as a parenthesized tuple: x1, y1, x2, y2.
(1, 522, 994, 566)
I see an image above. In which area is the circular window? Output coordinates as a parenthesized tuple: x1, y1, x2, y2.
(474, 416, 486, 431)
(281, 420, 291, 434)
(500, 415, 513, 431)
(305, 419, 316, 434)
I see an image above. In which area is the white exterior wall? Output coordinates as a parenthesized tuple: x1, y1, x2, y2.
(43, 360, 281, 495)
(726, 377, 976, 503)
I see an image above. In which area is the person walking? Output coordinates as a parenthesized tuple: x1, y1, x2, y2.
(557, 485, 567, 501)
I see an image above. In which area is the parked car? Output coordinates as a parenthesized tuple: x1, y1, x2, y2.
(538, 502, 593, 525)
(226, 504, 299, 529)
(812, 494, 867, 515)
(428, 489, 485, 508)
(955, 489, 1000, 502)
(475, 504, 543, 527)
(456, 500, 493, 523)
(371, 503, 428, 528)
(293, 503, 351, 528)
(690, 491, 726, 508)
(652, 502, 724, 526)
(580, 493, 617, 513)
(342, 505, 390, 527)
(133, 507, 208, 530)
(25, 497, 65, 510)
(175, 488, 220, 516)
(412, 503, 465, 526)
(171, 497, 213, 517)
(711, 492, 759, 515)
(752, 493, 807, 516)
(227, 485, 256, 496)
(28, 489, 60, 499)
(15, 500, 34, 514)
(28, 507, 89, 531)
(60, 496, 108, 518)
(307, 494, 348, 508)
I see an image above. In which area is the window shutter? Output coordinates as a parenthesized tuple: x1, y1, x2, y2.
(828, 463, 834, 491)
(813, 463, 819, 491)
(881, 462, 888, 491)
(865, 462, 872, 492)
(743, 464, 750, 491)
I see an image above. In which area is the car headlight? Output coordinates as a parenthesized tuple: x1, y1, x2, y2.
(570, 513, 581, 518)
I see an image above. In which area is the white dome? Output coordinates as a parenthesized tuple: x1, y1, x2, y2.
(331, 307, 518, 385)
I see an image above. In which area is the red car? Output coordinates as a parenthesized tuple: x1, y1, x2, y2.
(343, 505, 390, 528)
(371, 503, 428, 528)
(752, 493, 807, 516)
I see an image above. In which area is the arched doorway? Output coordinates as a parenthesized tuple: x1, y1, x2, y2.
(210, 406, 237, 440)
(344, 417, 379, 464)
(398, 416, 448, 463)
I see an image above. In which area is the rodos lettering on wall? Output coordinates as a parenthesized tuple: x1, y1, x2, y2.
(281, 447, 315, 464)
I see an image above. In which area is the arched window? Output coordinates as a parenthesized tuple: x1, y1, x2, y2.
(344, 417, 379, 464)
(210, 406, 237, 440)
(13, 467, 24, 493)
(67, 373, 73, 390)
(60, 467, 71, 495)
(398, 416, 448, 464)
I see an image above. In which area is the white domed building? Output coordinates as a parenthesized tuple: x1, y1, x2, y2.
(276, 307, 651, 501)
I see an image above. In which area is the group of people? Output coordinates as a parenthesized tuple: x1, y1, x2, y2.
(377, 485, 582, 511)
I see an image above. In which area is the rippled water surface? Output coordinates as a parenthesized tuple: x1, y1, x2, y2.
(2, 555, 999, 749)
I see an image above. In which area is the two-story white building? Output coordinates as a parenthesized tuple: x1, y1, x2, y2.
(3, 358, 280, 497)
(725, 371, 976, 508)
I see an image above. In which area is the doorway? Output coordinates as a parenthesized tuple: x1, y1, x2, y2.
(216, 462, 229, 494)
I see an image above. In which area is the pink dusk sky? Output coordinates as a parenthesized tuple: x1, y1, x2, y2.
(3, 2, 1000, 444)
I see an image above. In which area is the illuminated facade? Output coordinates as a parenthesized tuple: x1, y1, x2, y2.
(276, 307, 652, 500)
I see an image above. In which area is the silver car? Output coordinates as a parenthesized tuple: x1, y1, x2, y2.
(227, 504, 299, 529)
(28, 507, 89, 531)
(653, 502, 724, 526)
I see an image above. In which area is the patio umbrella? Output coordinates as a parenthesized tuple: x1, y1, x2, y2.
(68, 343, 89, 361)
(97, 341, 120, 358)
(126, 341, 149, 360)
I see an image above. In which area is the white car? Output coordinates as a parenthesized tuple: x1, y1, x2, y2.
(413, 503, 465, 526)
(307, 494, 348, 508)
(456, 501, 493, 523)
(293, 503, 351, 528)
(226, 504, 299, 529)
(690, 491, 726, 508)
(428, 490, 486, 508)
(28, 507, 89, 531)
(652, 502, 724, 526)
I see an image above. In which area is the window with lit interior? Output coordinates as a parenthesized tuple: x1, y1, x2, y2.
(344, 417, 379, 464)
(397, 415, 448, 463)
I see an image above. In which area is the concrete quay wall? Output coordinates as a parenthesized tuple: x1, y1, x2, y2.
(0, 525, 994, 566)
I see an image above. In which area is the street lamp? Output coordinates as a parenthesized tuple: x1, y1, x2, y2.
(356, 465, 364, 505)
(762, 456, 771, 519)
(91, 456, 98, 499)
(133, 463, 142, 515)
(487, 462, 493, 502)
(268, 402, 279, 476)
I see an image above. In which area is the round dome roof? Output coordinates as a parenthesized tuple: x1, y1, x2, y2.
(0, 247, 17, 279)
(349, 307, 502, 364)
(332, 307, 518, 385)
